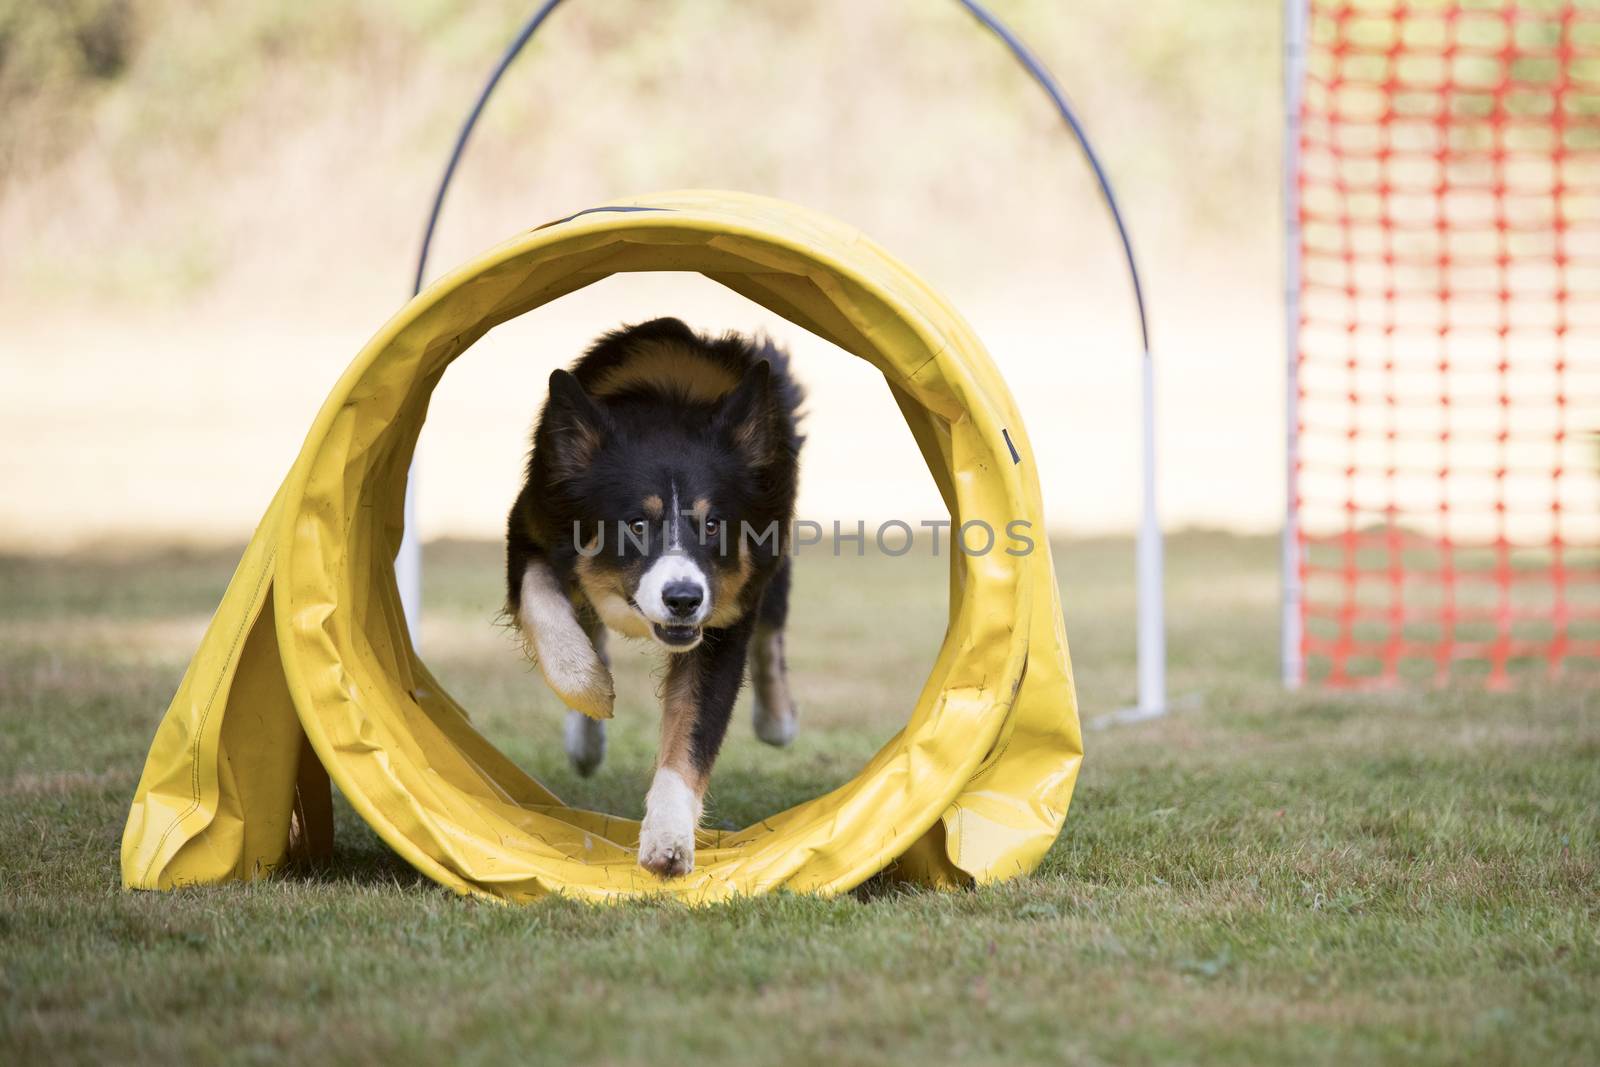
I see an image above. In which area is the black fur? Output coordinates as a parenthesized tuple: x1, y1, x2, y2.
(683, 616, 758, 774)
(506, 318, 804, 782)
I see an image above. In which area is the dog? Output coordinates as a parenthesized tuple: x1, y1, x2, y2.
(506, 317, 804, 877)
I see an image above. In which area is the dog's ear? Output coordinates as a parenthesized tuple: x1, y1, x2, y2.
(713, 360, 778, 466)
(543, 369, 610, 474)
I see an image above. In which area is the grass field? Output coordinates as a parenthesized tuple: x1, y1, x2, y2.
(1, 532, 1596, 1065)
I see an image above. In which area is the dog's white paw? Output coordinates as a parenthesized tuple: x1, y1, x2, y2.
(638, 827, 695, 878)
(536, 645, 615, 721)
(638, 768, 700, 879)
(564, 709, 607, 777)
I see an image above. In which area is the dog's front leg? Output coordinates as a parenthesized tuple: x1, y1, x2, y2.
(515, 557, 615, 721)
(638, 620, 753, 878)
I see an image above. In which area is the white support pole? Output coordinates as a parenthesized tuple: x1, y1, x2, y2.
(1095, 346, 1165, 729)
(396, 468, 423, 640)
(1281, 0, 1309, 689)
(1135, 346, 1166, 717)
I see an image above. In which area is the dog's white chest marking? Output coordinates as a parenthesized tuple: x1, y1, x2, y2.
(517, 560, 614, 720)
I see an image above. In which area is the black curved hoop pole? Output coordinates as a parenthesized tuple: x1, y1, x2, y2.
(406, 0, 1164, 717)
(951, 0, 1149, 351)
(412, 0, 569, 297)
(411, 0, 1150, 353)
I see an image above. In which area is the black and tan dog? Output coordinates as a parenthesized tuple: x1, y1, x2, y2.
(506, 318, 803, 877)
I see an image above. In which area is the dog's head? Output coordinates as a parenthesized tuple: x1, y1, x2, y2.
(542, 361, 791, 651)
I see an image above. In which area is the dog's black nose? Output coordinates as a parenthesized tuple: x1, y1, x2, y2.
(662, 581, 703, 619)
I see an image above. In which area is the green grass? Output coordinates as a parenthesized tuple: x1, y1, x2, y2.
(1, 533, 1596, 1065)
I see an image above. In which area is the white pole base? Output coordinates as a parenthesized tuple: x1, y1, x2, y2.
(1090, 703, 1168, 730)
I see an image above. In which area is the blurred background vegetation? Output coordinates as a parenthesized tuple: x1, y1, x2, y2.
(0, 0, 1277, 306)
(0, 0, 1288, 549)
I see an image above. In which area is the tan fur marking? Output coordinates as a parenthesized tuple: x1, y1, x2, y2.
(658, 657, 708, 794)
(588, 341, 740, 403)
(574, 554, 652, 639)
(643, 494, 664, 519)
(706, 547, 754, 628)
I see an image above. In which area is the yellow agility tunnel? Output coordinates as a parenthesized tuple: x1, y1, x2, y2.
(121, 190, 1084, 903)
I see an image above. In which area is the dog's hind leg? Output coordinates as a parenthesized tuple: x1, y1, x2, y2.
(750, 556, 798, 747)
(563, 614, 608, 776)
(512, 555, 615, 722)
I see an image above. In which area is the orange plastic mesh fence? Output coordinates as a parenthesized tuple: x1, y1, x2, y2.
(1294, 0, 1600, 686)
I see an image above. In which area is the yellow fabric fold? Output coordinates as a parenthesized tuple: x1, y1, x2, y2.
(121, 191, 1083, 903)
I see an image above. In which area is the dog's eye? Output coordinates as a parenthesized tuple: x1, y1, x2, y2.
(702, 517, 723, 539)
(627, 519, 649, 538)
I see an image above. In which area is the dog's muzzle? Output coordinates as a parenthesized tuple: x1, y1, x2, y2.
(651, 622, 702, 648)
